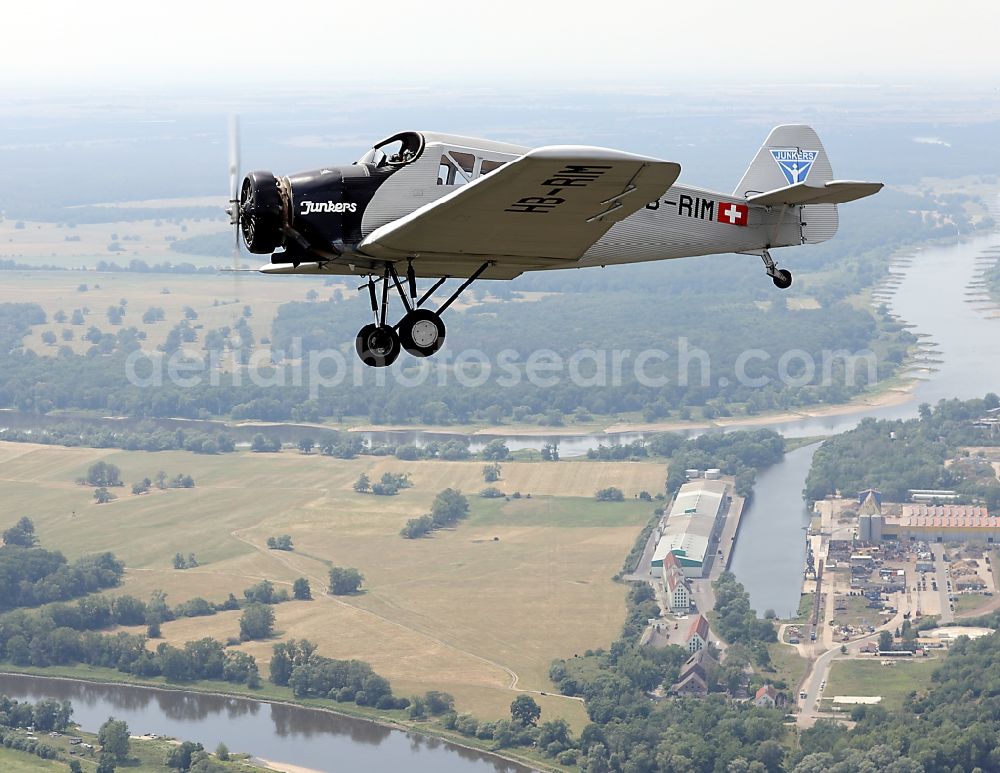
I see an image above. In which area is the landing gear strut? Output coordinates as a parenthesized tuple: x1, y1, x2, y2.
(761, 249, 792, 290)
(354, 260, 490, 367)
(355, 271, 400, 366)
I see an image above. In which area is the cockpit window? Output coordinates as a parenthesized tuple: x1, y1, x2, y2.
(357, 132, 424, 169)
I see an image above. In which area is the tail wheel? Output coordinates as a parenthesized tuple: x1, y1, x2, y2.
(398, 309, 446, 357)
(356, 324, 401, 367)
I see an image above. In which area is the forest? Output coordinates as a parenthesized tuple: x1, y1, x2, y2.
(804, 395, 1000, 504)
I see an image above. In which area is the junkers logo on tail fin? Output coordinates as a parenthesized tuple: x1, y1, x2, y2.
(770, 148, 818, 185)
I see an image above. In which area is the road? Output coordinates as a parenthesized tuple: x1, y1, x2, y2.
(932, 543, 955, 624)
(796, 606, 909, 727)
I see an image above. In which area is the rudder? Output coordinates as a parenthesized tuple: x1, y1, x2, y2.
(734, 124, 838, 243)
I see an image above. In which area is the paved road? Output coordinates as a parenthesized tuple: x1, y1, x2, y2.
(932, 544, 955, 624)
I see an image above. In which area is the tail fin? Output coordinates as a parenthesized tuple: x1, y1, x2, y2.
(734, 124, 838, 244)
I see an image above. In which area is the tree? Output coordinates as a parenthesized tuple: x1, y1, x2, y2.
(293, 577, 312, 600)
(298, 436, 315, 454)
(595, 487, 625, 502)
(878, 630, 894, 652)
(353, 473, 371, 493)
(85, 461, 123, 487)
(41, 330, 57, 345)
(215, 742, 229, 761)
(267, 534, 294, 551)
(328, 566, 364, 595)
(483, 462, 502, 482)
(239, 603, 276, 641)
(510, 694, 541, 726)
(98, 717, 130, 761)
(166, 741, 204, 770)
(69, 760, 83, 773)
(481, 439, 510, 461)
(2, 516, 38, 547)
(94, 487, 115, 504)
(132, 478, 151, 495)
(97, 756, 116, 773)
(251, 433, 280, 452)
(424, 690, 455, 715)
(430, 488, 469, 527)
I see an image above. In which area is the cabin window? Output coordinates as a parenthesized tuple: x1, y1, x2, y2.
(480, 159, 506, 175)
(437, 153, 510, 185)
(437, 151, 475, 186)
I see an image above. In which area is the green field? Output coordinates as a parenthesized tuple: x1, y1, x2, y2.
(0, 443, 665, 727)
(768, 642, 809, 692)
(825, 658, 937, 710)
(0, 747, 65, 772)
(0, 725, 259, 773)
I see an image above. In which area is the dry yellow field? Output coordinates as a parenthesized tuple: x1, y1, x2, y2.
(0, 443, 663, 727)
(0, 215, 224, 263)
(0, 269, 349, 362)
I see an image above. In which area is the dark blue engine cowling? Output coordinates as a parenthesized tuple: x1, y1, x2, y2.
(240, 161, 400, 260)
(239, 168, 347, 257)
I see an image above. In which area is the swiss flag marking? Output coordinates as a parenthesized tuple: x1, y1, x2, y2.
(717, 201, 749, 227)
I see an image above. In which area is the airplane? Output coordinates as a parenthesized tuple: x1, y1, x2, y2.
(228, 124, 882, 367)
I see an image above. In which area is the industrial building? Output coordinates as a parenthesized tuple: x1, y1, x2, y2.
(651, 479, 730, 578)
(883, 505, 1000, 543)
(856, 490, 1000, 544)
(857, 490, 884, 543)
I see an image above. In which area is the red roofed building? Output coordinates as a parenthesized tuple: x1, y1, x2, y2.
(662, 553, 691, 612)
(753, 684, 784, 708)
(686, 614, 710, 653)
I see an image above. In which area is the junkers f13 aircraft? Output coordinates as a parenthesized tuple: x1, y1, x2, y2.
(229, 124, 882, 367)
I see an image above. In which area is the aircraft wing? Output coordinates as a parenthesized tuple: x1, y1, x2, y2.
(358, 146, 681, 268)
(747, 180, 883, 207)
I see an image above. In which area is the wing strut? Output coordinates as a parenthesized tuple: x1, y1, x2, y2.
(437, 262, 492, 315)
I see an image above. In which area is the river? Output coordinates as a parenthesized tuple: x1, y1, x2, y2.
(0, 673, 530, 773)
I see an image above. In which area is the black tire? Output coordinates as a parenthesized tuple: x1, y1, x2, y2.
(355, 323, 400, 367)
(772, 269, 792, 290)
(398, 309, 446, 357)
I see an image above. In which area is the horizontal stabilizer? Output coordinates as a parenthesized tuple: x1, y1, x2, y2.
(748, 180, 883, 207)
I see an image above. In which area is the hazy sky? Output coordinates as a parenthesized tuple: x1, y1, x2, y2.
(5, 0, 1000, 90)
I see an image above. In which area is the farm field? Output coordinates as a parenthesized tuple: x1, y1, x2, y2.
(0, 442, 665, 727)
(0, 268, 340, 362)
(824, 659, 937, 711)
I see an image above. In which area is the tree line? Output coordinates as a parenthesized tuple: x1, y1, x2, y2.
(805, 395, 1000, 503)
(0, 520, 124, 612)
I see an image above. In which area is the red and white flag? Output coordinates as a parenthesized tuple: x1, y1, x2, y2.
(716, 201, 749, 227)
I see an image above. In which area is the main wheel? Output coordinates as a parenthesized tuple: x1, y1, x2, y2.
(771, 269, 792, 290)
(398, 309, 446, 358)
(356, 323, 401, 367)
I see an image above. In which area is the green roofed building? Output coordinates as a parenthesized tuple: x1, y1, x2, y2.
(651, 479, 730, 578)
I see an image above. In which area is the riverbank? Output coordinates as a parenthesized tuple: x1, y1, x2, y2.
(0, 668, 554, 773)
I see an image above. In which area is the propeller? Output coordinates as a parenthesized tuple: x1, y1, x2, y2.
(227, 115, 242, 272)
(226, 115, 244, 315)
